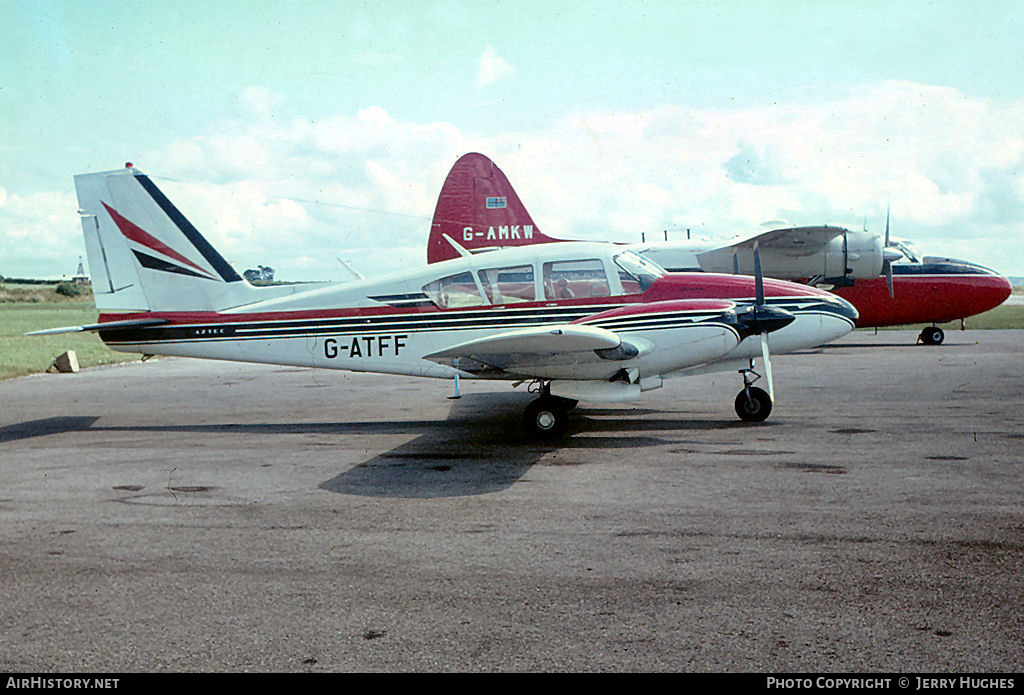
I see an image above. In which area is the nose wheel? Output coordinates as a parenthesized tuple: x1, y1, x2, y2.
(735, 387, 772, 422)
(919, 326, 945, 345)
(735, 366, 773, 422)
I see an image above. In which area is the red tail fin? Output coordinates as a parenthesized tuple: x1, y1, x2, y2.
(427, 153, 567, 263)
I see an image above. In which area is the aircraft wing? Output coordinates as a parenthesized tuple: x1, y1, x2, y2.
(698, 225, 845, 259)
(424, 324, 631, 378)
(686, 225, 882, 280)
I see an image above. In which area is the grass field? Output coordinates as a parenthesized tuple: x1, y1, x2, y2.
(0, 284, 139, 380)
(1, 284, 1022, 380)
(933, 302, 1024, 330)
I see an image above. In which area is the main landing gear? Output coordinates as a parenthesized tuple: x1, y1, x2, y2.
(918, 326, 945, 345)
(523, 382, 578, 438)
(735, 364, 772, 422)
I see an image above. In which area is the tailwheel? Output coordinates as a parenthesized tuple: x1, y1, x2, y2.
(919, 326, 944, 345)
(524, 396, 570, 438)
(735, 386, 772, 422)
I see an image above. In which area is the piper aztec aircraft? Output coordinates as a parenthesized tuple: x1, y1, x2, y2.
(427, 153, 1011, 345)
(31, 164, 857, 438)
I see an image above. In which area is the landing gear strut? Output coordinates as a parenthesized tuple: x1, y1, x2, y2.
(523, 382, 577, 438)
(735, 364, 772, 422)
(919, 326, 945, 345)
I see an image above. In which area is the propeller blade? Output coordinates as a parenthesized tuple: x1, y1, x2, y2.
(842, 230, 849, 278)
(753, 241, 764, 307)
(884, 206, 893, 298)
(732, 247, 739, 275)
(760, 333, 774, 402)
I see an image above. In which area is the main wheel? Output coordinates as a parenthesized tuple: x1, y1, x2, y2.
(920, 326, 944, 345)
(524, 397, 569, 438)
(734, 387, 772, 422)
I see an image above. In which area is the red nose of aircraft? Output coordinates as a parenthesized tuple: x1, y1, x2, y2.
(979, 269, 1014, 312)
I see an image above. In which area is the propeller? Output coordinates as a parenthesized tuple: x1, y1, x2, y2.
(737, 241, 793, 401)
(841, 229, 850, 280)
(753, 242, 774, 401)
(883, 207, 894, 298)
(879, 205, 904, 299)
(729, 242, 795, 419)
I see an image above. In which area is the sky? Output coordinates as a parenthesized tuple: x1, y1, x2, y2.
(2, 0, 1023, 281)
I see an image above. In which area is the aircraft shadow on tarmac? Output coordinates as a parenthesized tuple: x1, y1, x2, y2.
(817, 342, 934, 349)
(317, 392, 735, 499)
(0, 395, 760, 499)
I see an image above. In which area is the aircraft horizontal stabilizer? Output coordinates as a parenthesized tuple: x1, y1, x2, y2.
(24, 318, 169, 336)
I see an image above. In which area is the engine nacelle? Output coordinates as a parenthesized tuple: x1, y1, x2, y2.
(821, 230, 884, 281)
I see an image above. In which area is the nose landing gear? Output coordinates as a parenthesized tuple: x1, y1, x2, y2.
(735, 364, 773, 422)
(919, 326, 945, 345)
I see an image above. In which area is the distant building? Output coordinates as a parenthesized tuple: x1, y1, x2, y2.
(72, 257, 90, 285)
(244, 265, 275, 283)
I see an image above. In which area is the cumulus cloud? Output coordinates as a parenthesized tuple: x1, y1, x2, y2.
(234, 85, 284, 120)
(477, 45, 514, 87)
(5, 80, 1023, 279)
(0, 189, 80, 278)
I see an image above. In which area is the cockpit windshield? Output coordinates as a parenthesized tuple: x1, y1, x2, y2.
(614, 251, 666, 293)
(890, 240, 922, 264)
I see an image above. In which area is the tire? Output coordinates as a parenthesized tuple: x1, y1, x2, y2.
(920, 327, 945, 345)
(524, 397, 569, 438)
(734, 387, 773, 422)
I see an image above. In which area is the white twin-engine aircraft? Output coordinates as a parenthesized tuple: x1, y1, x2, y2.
(33, 165, 858, 438)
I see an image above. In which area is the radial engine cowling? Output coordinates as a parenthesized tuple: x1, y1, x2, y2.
(821, 230, 884, 281)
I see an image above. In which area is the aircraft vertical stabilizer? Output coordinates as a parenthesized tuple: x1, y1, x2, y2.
(74, 165, 251, 313)
(427, 153, 568, 263)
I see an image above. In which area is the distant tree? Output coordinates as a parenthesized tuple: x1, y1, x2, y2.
(55, 282, 83, 297)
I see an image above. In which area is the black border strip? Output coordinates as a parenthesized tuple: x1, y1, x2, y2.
(133, 174, 243, 283)
(132, 250, 218, 280)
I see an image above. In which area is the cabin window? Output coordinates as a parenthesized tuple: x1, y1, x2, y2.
(422, 271, 485, 309)
(542, 259, 611, 299)
(478, 265, 535, 304)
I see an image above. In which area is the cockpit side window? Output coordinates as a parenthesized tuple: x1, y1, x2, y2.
(422, 271, 485, 309)
(614, 251, 666, 293)
(542, 259, 611, 299)
(477, 265, 535, 304)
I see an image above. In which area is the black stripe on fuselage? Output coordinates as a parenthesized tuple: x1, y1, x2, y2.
(133, 174, 243, 283)
(891, 264, 997, 276)
(99, 295, 850, 345)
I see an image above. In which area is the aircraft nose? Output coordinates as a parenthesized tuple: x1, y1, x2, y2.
(831, 294, 860, 326)
(993, 273, 1013, 306)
